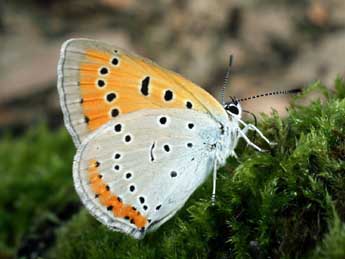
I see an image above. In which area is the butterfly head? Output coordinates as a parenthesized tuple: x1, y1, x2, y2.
(224, 97, 241, 119)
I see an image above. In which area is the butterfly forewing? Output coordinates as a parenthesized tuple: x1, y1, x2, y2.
(58, 38, 226, 146)
(74, 109, 221, 238)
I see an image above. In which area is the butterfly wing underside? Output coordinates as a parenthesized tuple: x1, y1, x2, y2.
(74, 109, 221, 238)
(57, 38, 226, 146)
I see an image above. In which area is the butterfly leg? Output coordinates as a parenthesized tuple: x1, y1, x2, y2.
(245, 124, 272, 145)
(211, 159, 217, 205)
(238, 119, 271, 145)
(237, 129, 263, 152)
(230, 150, 238, 158)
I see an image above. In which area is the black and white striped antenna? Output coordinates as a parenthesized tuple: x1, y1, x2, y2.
(221, 55, 234, 105)
(236, 88, 302, 103)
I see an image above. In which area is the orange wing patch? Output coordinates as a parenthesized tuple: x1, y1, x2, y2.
(79, 49, 206, 130)
(88, 160, 148, 230)
(58, 39, 226, 145)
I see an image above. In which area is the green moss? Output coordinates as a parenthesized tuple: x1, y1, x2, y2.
(1, 78, 345, 258)
(312, 205, 345, 259)
(0, 126, 77, 257)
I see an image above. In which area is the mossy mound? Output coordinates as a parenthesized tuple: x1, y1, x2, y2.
(0, 126, 77, 258)
(1, 79, 344, 258)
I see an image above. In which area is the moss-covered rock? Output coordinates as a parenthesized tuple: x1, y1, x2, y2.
(1, 78, 344, 258)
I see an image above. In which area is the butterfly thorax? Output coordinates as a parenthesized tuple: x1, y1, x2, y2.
(216, 117, 240, 167)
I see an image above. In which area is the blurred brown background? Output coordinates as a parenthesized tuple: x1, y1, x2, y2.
(0, 0, 344, 135)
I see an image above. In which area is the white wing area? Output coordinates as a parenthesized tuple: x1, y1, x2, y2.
(73, 109, 223, 239)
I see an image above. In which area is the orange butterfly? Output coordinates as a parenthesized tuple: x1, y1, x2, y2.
(57, 38, 270, 238)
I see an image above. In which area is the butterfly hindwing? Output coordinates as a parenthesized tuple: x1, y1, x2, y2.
(57, 38, 226, 146)
(73, 109, 221, 238)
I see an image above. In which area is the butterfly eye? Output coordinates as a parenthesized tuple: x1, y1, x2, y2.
(228, 105, 239, 115)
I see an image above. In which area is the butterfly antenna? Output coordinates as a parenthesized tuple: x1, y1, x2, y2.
(221, 55, 234, 105)
(237, 88, 302, 102)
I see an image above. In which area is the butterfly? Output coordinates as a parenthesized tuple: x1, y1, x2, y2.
(57, 38, 271, 239)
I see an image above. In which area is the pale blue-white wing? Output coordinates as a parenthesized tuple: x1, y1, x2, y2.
(73, 109, 223, 239)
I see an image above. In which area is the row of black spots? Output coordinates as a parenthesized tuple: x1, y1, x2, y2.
(124, 134, 132, 144)
(110, 108, 120, 118)
(113, 164, 121, 171)
(114, 123, 122, 133)
(139, 196, 145, 204)
(187, 122, 194, 129)
(111, 57, 119, 66)
(97, 79, 106, 88)
(97, 56, 119, 77)
(85, 108, 119, 124)
(106, 92, 117, 102)
(158, 116, 168, 127)
(164, 90, 173, 101)
(114, 152, 121, 160)
(138, 196, 149, 211)
(95, 56, 118, 88)
(162, 140, 193, 153)
(139, 76, 194, 109)
(90, 161, 101, 189)
(112, 122, 132, 143)
(94, 72, 194, 109)
(99, 67, 109, 76)
(163, 144, 170, 152)
(170, 171, 177, 178)
(163, 142, 193, 152)
(125, 171, 133, 180)
(129, 184, 136, 193)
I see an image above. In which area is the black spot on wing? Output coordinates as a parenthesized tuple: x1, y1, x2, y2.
(141, 76, 150, 96)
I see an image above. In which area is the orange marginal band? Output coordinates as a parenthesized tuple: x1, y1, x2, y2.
(87, 160, 148, 229)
